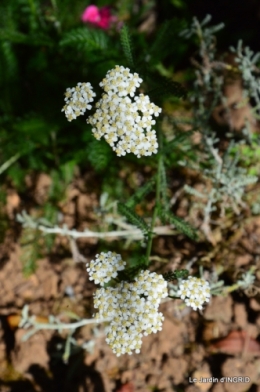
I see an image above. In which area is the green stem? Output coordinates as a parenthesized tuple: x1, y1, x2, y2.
(0, 153, 21, 175)
(145, 131, 163, 265)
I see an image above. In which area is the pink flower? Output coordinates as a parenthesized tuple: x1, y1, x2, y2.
(81, 5, 116, 30)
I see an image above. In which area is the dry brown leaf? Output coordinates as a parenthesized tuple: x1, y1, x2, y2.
(6, 315, 21, 329)
(116, 382, 134, 392)
(209, 330, 260, 355)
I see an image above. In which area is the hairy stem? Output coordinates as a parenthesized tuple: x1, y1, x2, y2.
(145, 131, 163, 265)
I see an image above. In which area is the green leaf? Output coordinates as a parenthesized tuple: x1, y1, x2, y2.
(0, 40, 18, 81)
(88, 139, 113, 172)
(159, 209, 198, 240)
(146, 18, 188, 66)
(49, 162, 76, 202)
(117, 256, 147, 282)
(149, 20, 178, 62)
(149, 21, 171, 55)
(0, 29, 52, 45)
(60, 160, 76, 185)
(118, 202, 150, 236)
(162, 130, 195, 155)
(126, 177, 155, 208)
(20, 227, 40, 277)
(169, 213, 198, 240)
(60, 27, 108, 51)
(7, 163, 26, 190)
(120, 25, 135, 69)
(0, 29, 28, 43)
(163, 269, 189, 281)
(13, 116, 51, 143)
(147, 73, 187, 99)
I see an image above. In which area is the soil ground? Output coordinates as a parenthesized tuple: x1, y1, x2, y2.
(0, 169, 260, 392)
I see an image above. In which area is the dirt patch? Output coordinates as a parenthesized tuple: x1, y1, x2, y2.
(0, 172, 260, 392)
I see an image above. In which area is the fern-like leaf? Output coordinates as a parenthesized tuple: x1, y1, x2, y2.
(169, 213, 198, 240)
(0, 29, 27, 43)
(149, 20, 172, 56)
(147, 73, 187, 99)
(159, 209, 198, 240)
(0, 40, 18, 81)
(88, 140, 113, 172)
(0, 40, 18, 112)
(148, 18, 187, 64)
(126, 178, 155, 208)
(19, 227, 40, 277)
(162, 130, 195, 155)
(60, 27, 108, 51)
(0, 29, 52, 46)
(118, 202, 150, 236)
(149, 20, 179, 62)
(117, 256, 147, 282)
(120, 25, 135, 69)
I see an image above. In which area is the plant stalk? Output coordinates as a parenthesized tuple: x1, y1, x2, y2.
(145, 131, 163, 265)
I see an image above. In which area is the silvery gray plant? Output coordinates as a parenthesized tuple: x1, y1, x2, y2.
(180, 15, 258, 239)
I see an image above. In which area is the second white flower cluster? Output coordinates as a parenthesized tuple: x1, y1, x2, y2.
(177, 276, 211, 310)
(86, 252, 167, 357)
(62, 82, 96, 122)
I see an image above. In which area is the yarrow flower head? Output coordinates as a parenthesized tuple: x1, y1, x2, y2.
(99, 66, 143, 97)
(87, 254, 167, 356)
(61, 66, 162, 157)
(87, 65, 162, 158)
(62, 82, 96, 122)
(86, 251, 126, 286)
(177, 276, 211, 311)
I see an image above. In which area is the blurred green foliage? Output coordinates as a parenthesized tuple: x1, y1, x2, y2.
(0, 0, 189, 194)
(1, 1, 258, 287)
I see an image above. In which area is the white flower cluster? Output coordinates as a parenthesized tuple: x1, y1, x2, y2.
(87, 253, 168, 356)
(62, 82, 96, 122)
(177, 276, 211, 311)
(86, 251, 126, 286)
(87, 65, 162, 158)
